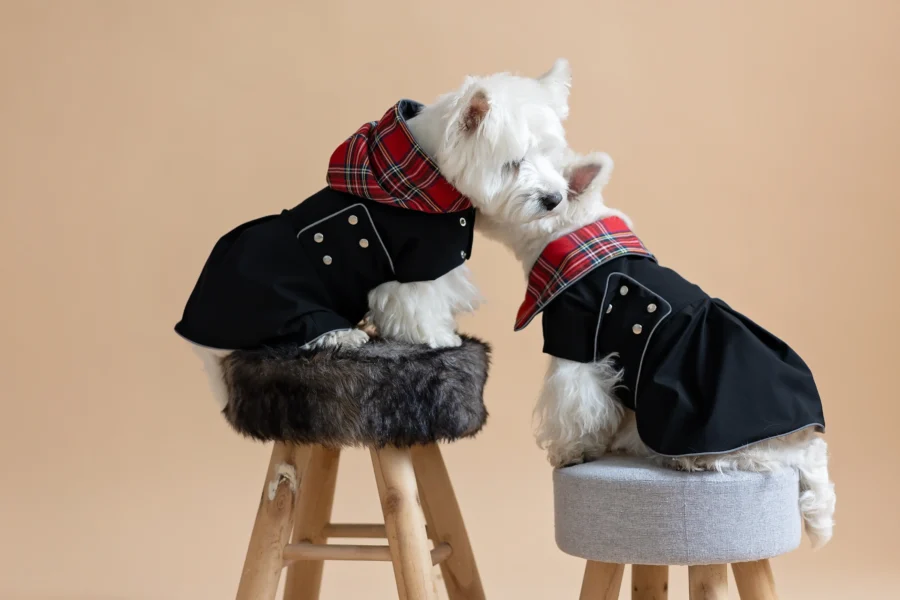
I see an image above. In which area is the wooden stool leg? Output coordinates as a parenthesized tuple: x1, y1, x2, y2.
(732, 559, 778, 600)
(283, 446, 341, 600)
(372, 446, 438, 600)
(632, 565, 668, 599)
(580, 561, 624, 600)
(235, 442, 310, 600)
(688, 564, 728, 600)
(410, 444, 485, 600)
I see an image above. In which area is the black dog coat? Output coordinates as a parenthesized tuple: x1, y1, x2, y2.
(175, 101, 475, 350)
(515, 217, 825, 457)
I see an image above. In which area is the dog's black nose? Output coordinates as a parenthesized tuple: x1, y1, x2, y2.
(540, 192, 563, 211)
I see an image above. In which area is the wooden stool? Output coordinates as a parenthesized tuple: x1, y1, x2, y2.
(237, 442, 482, 600)
(555, 456, 804, 599)
(215, 336, 491, 600)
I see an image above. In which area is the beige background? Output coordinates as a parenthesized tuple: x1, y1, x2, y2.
(1, 1, 898, 598)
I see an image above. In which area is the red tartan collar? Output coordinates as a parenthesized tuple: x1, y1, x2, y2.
(326, 100, 472, 214)
(515, 217, 654, 330)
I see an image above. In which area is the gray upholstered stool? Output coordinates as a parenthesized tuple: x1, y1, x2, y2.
(555, 456, 800, 599)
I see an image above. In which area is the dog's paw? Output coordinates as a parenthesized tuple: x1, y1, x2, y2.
(547, 447, 586, 469)
(581, 445, 609, 464)
(304, 328, 370, 351)
(422, 330, 462, 349)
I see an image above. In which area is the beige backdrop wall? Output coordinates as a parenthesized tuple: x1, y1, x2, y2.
(1, 2, 898, 599)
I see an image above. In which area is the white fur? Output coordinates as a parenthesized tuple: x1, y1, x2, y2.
(407, 59, 572, 226)
(190, 344, 230, 410)
(367, 265, 482, 348)
(363, 59, 575, 348)
(482, 149, 836, 548)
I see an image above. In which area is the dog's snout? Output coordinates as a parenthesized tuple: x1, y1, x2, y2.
(540, 192, 563, 211)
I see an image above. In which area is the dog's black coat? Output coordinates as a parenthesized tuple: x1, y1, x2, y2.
(174, 189, 475, 351)
(220, 336, 490, 447)
(536, 254, 825, 457)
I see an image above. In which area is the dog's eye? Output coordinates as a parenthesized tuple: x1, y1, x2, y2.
(504, 159, 523, 172)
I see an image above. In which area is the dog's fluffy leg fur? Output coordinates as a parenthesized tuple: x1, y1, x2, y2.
(536, 357, 625, 467)
(796, 437, 836, 548)
(191, 345, 231, 410)
(367, 264, 482, 348)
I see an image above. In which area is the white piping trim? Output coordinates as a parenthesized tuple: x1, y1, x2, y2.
(297, 203, 395, 275)
(592, 272, 617, 362)
(642, 422, 827, 458)
(591, 272, 672, 409)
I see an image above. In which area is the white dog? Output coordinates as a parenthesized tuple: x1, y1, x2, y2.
(182, 60, 574, 405)
(365, 58, 572, 348)
(478, 150, 836, 548)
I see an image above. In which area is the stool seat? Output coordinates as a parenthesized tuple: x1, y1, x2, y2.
(554, 455, 801, 566)
(220, 335, 490, 447)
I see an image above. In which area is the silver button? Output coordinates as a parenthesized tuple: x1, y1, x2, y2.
(647, 303, 657, 313)
(620, 285, 629, 296)
(460, 217, 467, 226)
(348, 215, 358, 225)
(359, 238, 369, 248)
(632, 324, 643, 335)
(460, 250, 467, 259)
(322, 255, 332, 265)
(313, 232, 324, 243)
(606, 304, 613, 314)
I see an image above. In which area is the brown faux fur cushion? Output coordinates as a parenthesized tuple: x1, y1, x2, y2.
(220, 336, 490, 447)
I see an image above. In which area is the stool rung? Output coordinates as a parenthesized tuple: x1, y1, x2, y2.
(282, 542, 452, 566)
(430, 542, 453, 565)
(323, 522, 434, 539)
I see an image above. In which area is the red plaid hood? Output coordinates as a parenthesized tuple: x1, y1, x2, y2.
(326, 100, 472, 214)
(515, 217, 654, 330)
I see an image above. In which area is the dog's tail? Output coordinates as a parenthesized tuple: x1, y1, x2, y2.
(797, 436, 836, 548)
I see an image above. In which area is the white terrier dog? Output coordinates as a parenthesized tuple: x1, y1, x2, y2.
(366, 58, 572, 348)
(478, 150, 836, 548)
(179, 61, 573, 406)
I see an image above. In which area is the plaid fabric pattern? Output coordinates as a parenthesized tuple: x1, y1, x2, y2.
(515, 217, 654, 330)
(326, 100, 472, 214)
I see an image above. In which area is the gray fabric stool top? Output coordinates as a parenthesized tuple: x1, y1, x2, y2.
(554, 456, 801, 566)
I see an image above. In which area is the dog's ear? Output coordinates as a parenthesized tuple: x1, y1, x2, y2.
(539, 58, 572, 119)
(567, 152, 614, 196)
(461, 89, 490, 132)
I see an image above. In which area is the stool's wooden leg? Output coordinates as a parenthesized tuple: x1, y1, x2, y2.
(579, 561, 624, 600)
(283, 446, 341, 600)
(632, 565, 668, 599)
(688, 564, 728, 600)
(411, 444, 485, 600)
(732, 559, 778, 600)
(235, 442, 309, 600)
(372, 446, 438, 600)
